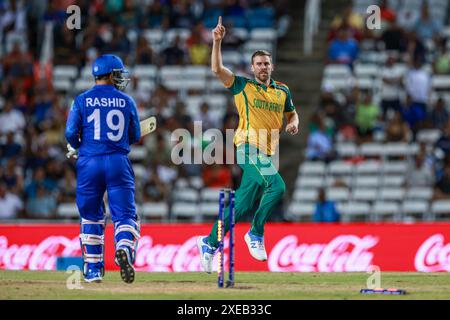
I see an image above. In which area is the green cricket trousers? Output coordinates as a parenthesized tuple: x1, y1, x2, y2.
(207, 144, 286, 248)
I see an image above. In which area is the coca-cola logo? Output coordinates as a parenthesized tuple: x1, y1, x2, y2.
(415, 234, 450, 272)
(268, 235, 378, 272)
(0, 236, 80, 270)
(135, 236, 228, 272)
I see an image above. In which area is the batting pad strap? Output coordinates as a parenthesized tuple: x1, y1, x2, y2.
(81, 218, 105, 225)
(116, 239, 136, 249)
(84, 253, 103, 263)
(115, 225, 140, 239)
(80, 234, 104, 245)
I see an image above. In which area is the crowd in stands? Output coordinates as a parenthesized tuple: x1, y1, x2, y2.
(303, 0, 450, 222)
(0, 0, 288, 220)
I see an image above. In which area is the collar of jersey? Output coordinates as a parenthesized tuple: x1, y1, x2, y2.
(94, 84, 115, 89)
(250, 78, 276, 91)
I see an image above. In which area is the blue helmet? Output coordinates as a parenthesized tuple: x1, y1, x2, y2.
(92, 54, 130, 90)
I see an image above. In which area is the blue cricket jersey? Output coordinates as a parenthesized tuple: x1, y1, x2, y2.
(65, 85, 141, 157)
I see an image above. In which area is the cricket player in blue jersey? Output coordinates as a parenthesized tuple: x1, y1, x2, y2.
(65, 54, 141, 283)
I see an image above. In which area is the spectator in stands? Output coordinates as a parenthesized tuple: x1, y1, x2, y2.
(381, 18, 408, 53)
(433, 39, 450, 75)
(306, 114, 334, 162)
(187, 23, 210, 65)
(0, 182, 23, 219)
(404, 59, 431, 117)
(327, 28, 359, 68)
(143, 164, 169, 202)
(435, 118, 450, 157)
(202, 163, 232, 188)
(385, 111, 410, 142)
(414, 4, 442, 42)
(57, 167, 76, 203)
(1, 157, 23, 194)
(195, 102, 219, 131)
(171, 1, 195, 28)
(434, 164, 450, 200)
(328, 6, 363, 42)
(53, 26, 79, 65)
(429, 98, 449, 131)
(355, 90, 380, 143)
(1, 132, 22, 160)
(381, 53, 403, 118)
(135, 36, 159, 65)
(407, 32, 427, 65)
(407, 153, 434, 187)
(162, 35, 187, 65)
(313, 188, 340, 223)
(102, 25, 131, 60)
(25, 184, 57, 219)
(402, 95, 427, 136)
(0, 99, 25, 136)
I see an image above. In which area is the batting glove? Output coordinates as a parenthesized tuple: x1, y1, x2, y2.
(66, 143, 78, 159)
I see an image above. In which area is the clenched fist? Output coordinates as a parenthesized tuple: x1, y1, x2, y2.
(212, 16, 226, 41)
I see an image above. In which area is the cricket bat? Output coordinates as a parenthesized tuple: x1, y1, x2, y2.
(140, 116, 157, 136)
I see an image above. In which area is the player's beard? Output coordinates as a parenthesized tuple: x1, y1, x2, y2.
(256, 71, 270, 83)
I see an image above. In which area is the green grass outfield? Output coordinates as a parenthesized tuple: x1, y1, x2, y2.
(1, 271, 449, 300)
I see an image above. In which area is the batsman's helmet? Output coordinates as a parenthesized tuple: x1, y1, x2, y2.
(92, 54, 130, 91)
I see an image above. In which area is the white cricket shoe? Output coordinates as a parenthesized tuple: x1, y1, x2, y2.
(244, 231, 267, 261)
(197, 236, 217, 274)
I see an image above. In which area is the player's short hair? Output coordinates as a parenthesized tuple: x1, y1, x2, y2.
(95, 73, 111, 81)
(251, 50, 272, 64)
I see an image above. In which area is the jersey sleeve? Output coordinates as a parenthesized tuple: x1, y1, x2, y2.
(128, 98, 141, 145)
(65, 98, 82, 149)
(283, 86, 296, 113)
(226, 75, 247, 95)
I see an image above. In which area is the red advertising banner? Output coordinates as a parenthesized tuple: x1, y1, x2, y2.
(0, 223, 449, 272)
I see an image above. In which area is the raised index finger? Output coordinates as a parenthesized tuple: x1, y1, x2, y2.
(218, 16, 222, 26)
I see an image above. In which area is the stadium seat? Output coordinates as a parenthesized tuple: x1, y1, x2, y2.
(417, 129, 442, 145)
(401, 200, 429, 221)
(336, 143, 358, 158)
(379, 187, 405, 201)
(132, 164, 147, 180)
(250, 28, 277, 42)
(133, 65, 158, 79)
(171, 202, 200, 220)
(141, 202, 169, 220)
(381, 161, 409, 174)
(355, 64, 379, 78)
(200, 202, 219, 218)
(323, 64, 352, 79)
(356, 161, 381, 175)
(326, 187, 350, 202)
(53, 65, 78, 79)
(57, 203, 79, 218)
(328, 161, 353, 176)
(295, 176, 324, 189)
(299, 161, 326, 176)
(173, 188, 199, 202)
(129, 146, 147, 161)
(372, 201, 401, 221)
(353, 175, 380, 188)
(381, 175, 406, 187)
(406, 187, 433, 200)
(53, 79, 72, 92)
(431, 200, 450, 221)
(352, 189, 378, 202)
(293, 188, 318, 202)
(287, 202, 315, 221)
(200, 188, 222, 201)
(338, 202, 371, 222)
(360, 143, 384, 158)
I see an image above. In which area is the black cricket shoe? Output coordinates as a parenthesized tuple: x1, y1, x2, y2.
(115, 248, 135, 284)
